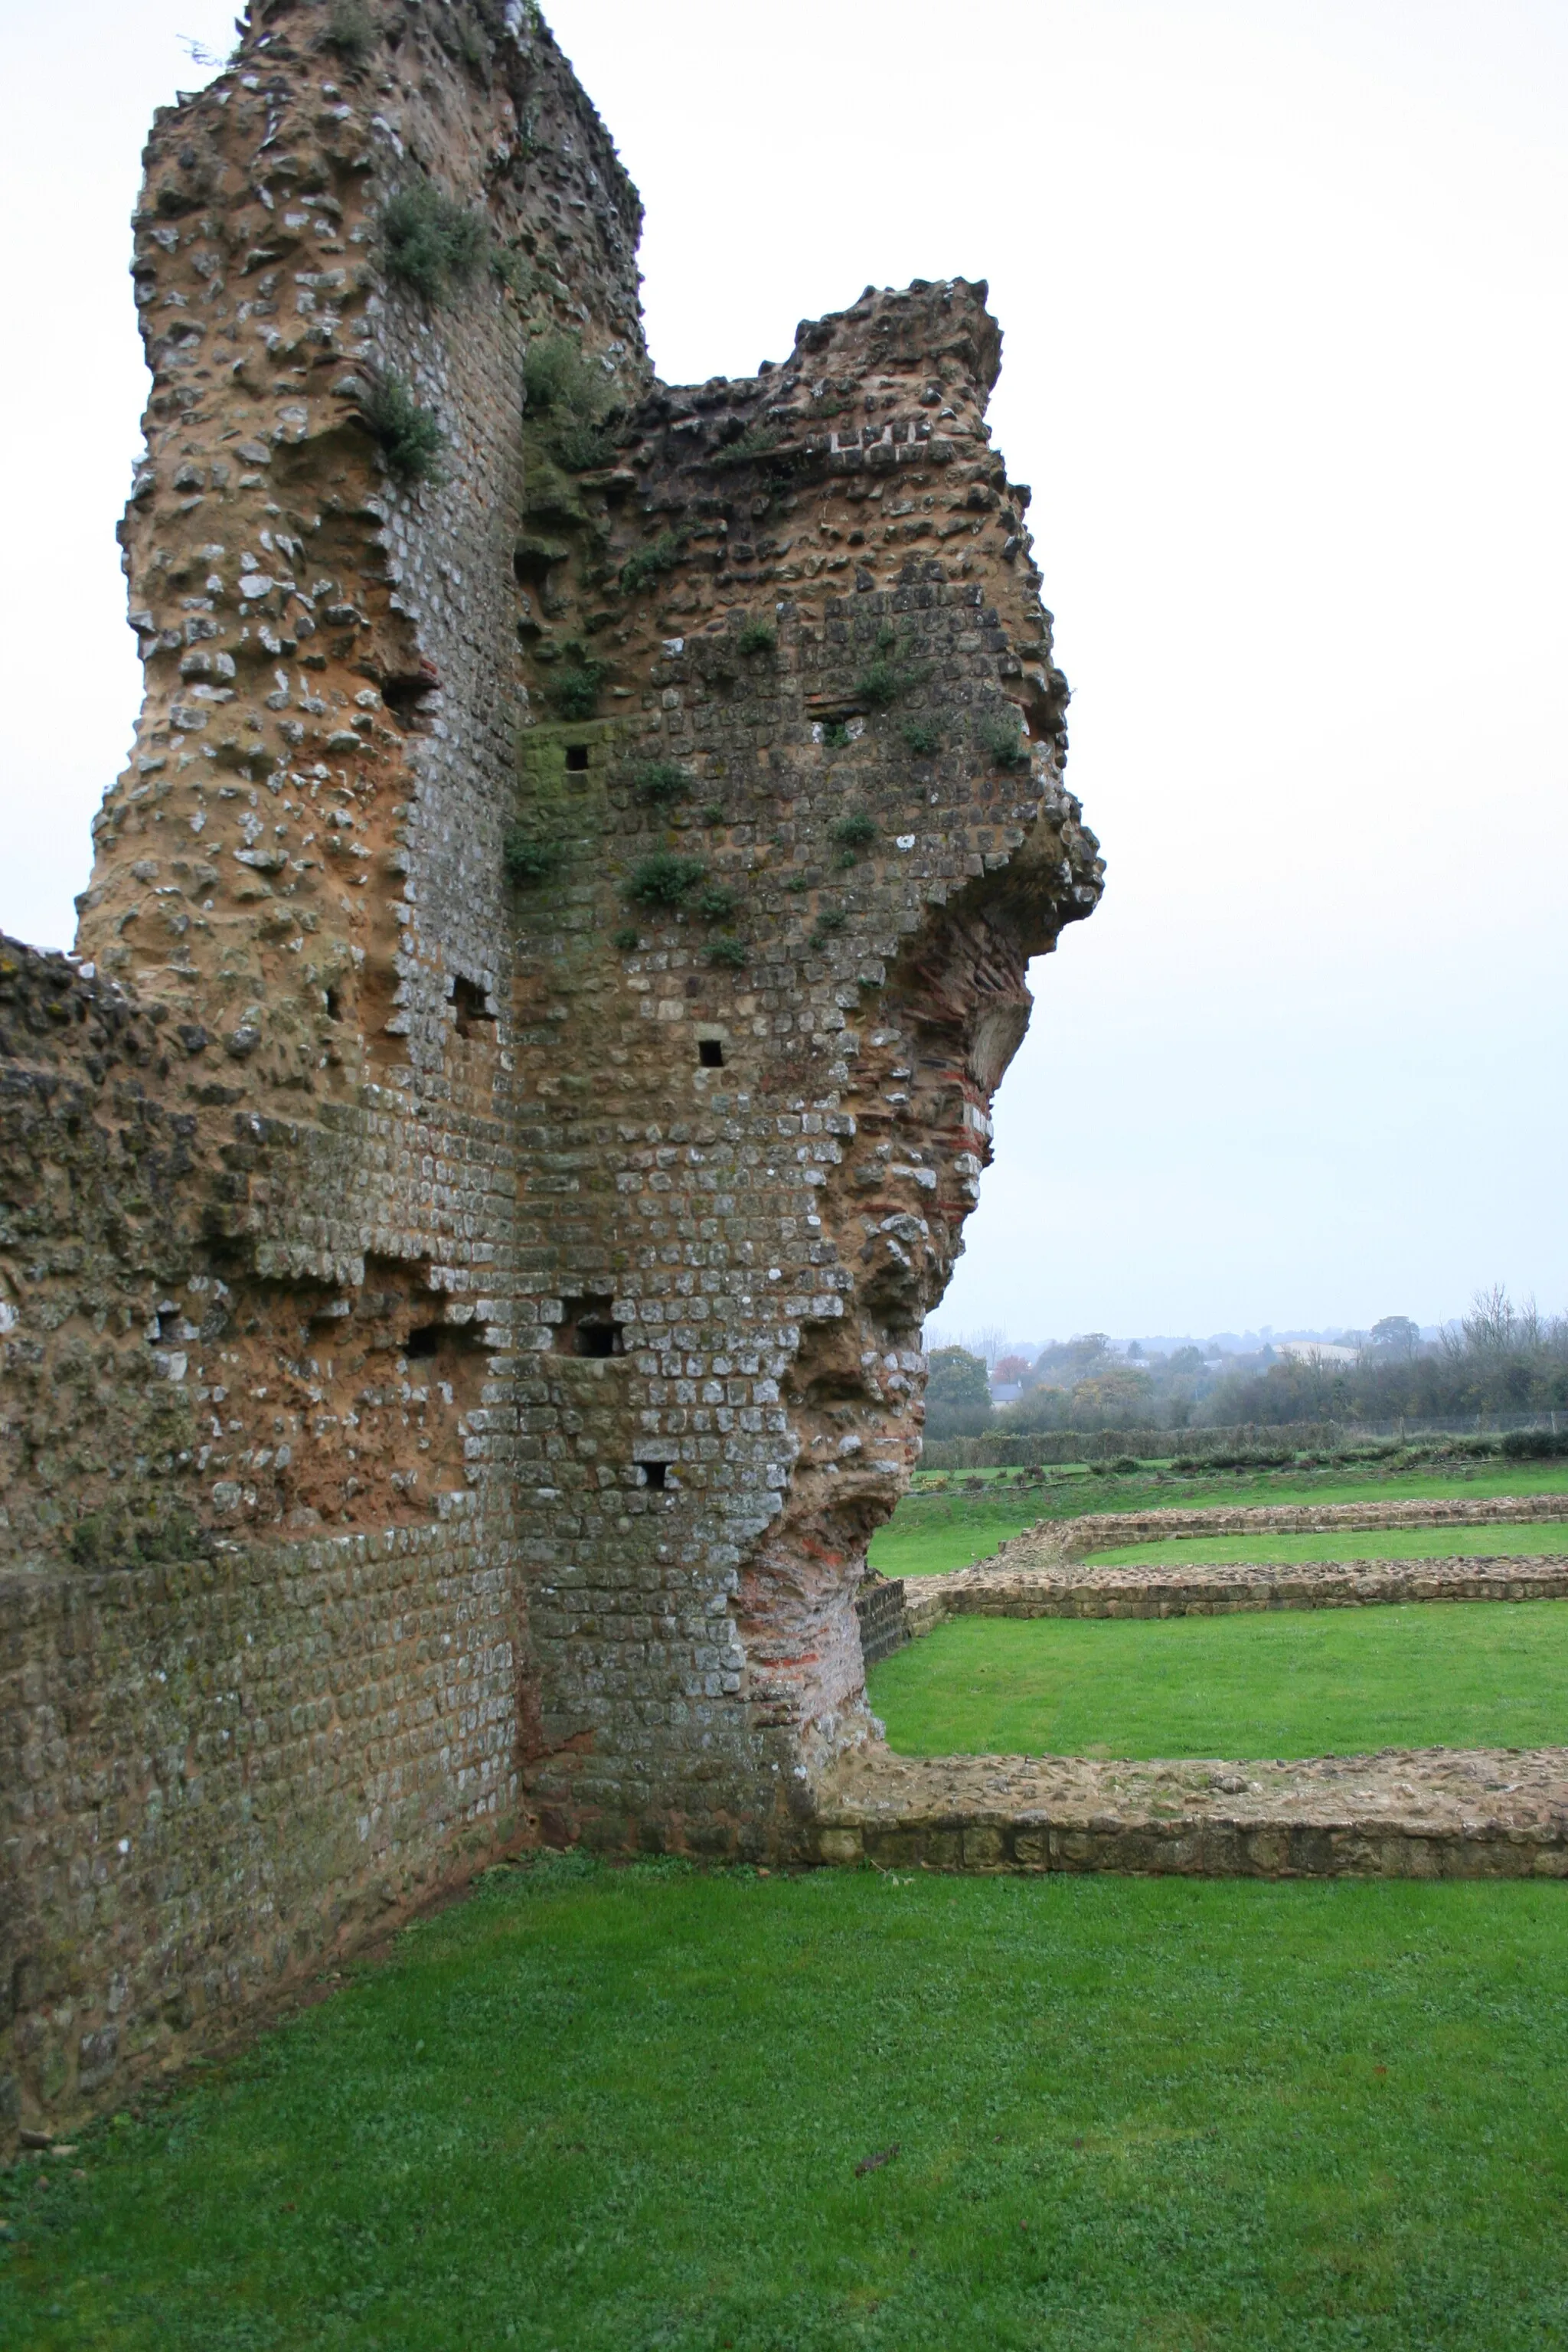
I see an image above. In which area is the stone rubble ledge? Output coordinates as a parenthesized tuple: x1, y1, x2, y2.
(813, 1744, 1568, 1878)
(905, 1553, 1568, 1629)
(995, 1490, 1568, 1574)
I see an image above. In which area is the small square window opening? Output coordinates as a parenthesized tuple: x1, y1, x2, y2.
(560, 1292, 622, 1357)
(698, 1038, 724, 1068)
(451, 975, 494, 1038)
(565, 743, 590, 773)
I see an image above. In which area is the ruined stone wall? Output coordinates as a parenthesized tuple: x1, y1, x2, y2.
(1, 0, 1101, 2136)
(511, 276, 1102, 1841)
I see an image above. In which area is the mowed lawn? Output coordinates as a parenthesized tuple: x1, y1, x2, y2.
(5, 1860, 1568, 2351)
(867, 1600, 1568, 1759)
(871, 1464, 1568, 1580)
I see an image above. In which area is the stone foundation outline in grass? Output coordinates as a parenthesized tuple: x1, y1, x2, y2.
(1008, 1490, 1568, 1569)
(844, 1499, 1568, 1878)
(815, 1744, 1568, 1879)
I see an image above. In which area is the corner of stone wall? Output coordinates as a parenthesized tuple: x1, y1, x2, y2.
(0, 0, 1102, 2143)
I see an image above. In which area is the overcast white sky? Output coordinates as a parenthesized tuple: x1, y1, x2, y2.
(2, 0, 1565, 1341)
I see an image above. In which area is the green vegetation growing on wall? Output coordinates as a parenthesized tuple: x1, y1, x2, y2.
(856, 622, 928, 710)
(716, 420, 784, 466)
(358, 374, 446, 483)
(619, 531, 685, 595)
(546, 651, 606, 720)
(502, 827, 564, 887)
(628, 760, 690, 806)
(522, 333, 617, 470)
(322, 0, 374, 67)
(626, 854, 706, 906)
(381, 180, 488, 302)
(831, 812, 876, 847)
(978, 708, 1031, 769)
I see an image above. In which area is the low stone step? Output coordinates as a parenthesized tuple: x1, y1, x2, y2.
(813, 1744, 1568, 1879)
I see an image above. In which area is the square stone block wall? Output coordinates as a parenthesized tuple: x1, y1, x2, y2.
(0, 0, 1101, 2138)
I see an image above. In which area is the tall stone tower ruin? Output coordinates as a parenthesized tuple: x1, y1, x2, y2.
(0, 0, 1101, 2132)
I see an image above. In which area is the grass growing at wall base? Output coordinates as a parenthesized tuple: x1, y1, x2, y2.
(867, 1599, 1568, 1759)
(5, 1861, 1568, 2350)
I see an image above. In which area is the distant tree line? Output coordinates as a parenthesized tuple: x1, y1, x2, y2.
(922, 1291, 1568, 1441)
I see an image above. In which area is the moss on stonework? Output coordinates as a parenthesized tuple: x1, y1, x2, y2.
(619, 531, 685, 595)
(68, 1501, 201, 1570)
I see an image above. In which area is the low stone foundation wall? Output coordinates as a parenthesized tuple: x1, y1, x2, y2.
(815, 1746, 1568, 1879)
(913, 1554, 1568, 1625)
(1014, 1492, 1568, 1569)
(855, 1578, 912, 1666)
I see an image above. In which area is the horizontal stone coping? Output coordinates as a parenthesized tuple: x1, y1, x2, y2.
(991, 1491, 1568, 1573)
(815, 1745, 1568, 1878)
(906, 1554, 1568, 1624)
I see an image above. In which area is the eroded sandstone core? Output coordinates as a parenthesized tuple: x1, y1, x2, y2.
(0, 0, 1100, 2132)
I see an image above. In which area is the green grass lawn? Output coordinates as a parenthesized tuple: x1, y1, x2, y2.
(1084, 1523, 1568, 1567)
(867, 1600, 1568, 1759)
(869, 1489, 1055, 1576)
(5, 1860, 1568, 2351)
(871, 1463, 1568, 1580)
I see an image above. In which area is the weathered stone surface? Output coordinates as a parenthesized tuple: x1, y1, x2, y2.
(817, 1746, 1568, 1879)
(0, 0, 1100, 2135)
(901, 1551, 1568, 1634)
(854, 1573, 911, 1663)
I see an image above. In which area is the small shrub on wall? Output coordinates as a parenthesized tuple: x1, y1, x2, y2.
(359, 375, 446, 484)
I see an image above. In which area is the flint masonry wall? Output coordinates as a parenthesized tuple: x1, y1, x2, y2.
(0, 0, 1101, 2135)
